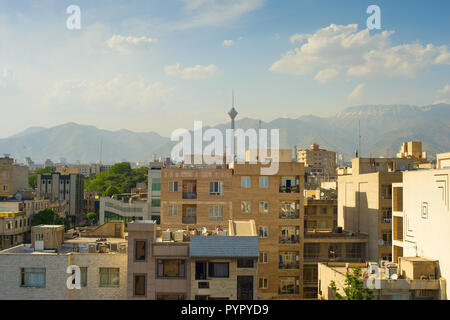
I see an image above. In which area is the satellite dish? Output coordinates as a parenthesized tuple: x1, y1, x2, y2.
(201, 227, 207, 234)
(15, 193, 23, 201)
(378, 239, 385, 246)
(391, 274, 398, 280)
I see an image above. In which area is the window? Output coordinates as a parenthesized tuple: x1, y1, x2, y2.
(152, 183, 161, 191)
(259, 252, 268, 264)
(80, 267, 87, 287)
(279, 277, 298, 294)
(259, 201, 269, 214)
(237, 259, 254, 268)
(151, 199, 160, 207)
(320, 220, 328, 229)
(259, 176, 269, 188)
(208, 262, 229, 278)
(320, 207, 327, 214)
(157, 294, 184, 300)
(21, 268, 45, 287)
(35, 233, 43, 241)
(2, 185, 8, 191)
(382, 208, 392, 223)
(195, 261, 207, 280)
(258, 226, 269, 238)
(99, 268, 120, 286)
(157, 260, 185, 278)
(134, 274, 146, 296)
(209, 206, 224, 221)
(259, 278, 268, 289)
(135, 240, 146, 261)
(381, 185, 392, 200)
(241, 201, 251, 213)
(168, 205, 178, 216)
(209, 181, 224, 196)
(421, 202, 428, 219)
(168, 181, 178, 192)
(241, 176, 251, 188)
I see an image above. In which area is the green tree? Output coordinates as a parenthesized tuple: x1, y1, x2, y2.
(85, 162, 148, 196)
(330, 267, 374, 300)
(31, 208, 70, 230)
(86, 212, 98, 225)
(28, 166, 56, 189)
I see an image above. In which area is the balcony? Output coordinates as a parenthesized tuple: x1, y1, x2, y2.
(381, 194, 392, 200)
(182, 216, 197, 224)
(382, 218, 392, 224)
(279, 210, 300, 219)
(182, 192, 197, 199)
(279, 262, 300, 270)
(279, 236, 300, 244)
(279, 185, 300, 193)
(278, 286, 300, 295)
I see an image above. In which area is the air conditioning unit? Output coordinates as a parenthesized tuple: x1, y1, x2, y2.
(174, 231, 184, 242)
(110, 243, 118, 252)
(162, 231, 172, 241)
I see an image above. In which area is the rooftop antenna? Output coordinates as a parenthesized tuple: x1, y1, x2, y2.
(99, 138, 103, 164)
(358, 119, 361, 158)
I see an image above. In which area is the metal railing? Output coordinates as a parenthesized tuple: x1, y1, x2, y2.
(182, 216, 197, 224)
(279, 185, 300, 193)
(279, 262, 300, 269)
(279, 236, 300, 244)
(182, 192, 197, 199)
(279, 210, 300, 219)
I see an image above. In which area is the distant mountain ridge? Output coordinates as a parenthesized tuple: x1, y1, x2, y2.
(1, 103, 449, 163)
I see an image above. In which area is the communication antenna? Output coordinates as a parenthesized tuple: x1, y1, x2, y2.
(358, 119, 362, 158)
(99, 138, 103, 164)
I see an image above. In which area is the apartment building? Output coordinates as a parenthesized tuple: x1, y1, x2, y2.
(0, 222, 128, 300)
(297, 144, 337, 182)
(127, 220, 258, 300)
(160, 158, 304, 299)
(304, 199, 337, 232)
(148, 161, 163, 225)
(99, 195, 150, 226)
(37, 173, 84, 225)
(229, 161, 304, 299)
(160, 166, 233, 230)
(303, 231, 368, 298)
(318, 258, 445, 300)
(0, 155, 29, 200)
(337, 157, 413, 261)
(0, 211, 31, 250)
(437, 152, 450, 169)
(392, 167, 450, 299)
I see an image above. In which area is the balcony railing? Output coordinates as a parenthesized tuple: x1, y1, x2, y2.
(182, 192, 197, 199)
(279, 210, 300, 219)
(182, 216, 197, 224)
(279, 262, 300, 269)
(382, 218, 392, 224)
(278, 286, 300, 295)
(381, 194, 392, 200)
(279, 185, 300, 193)
(279, 236, 300, 244)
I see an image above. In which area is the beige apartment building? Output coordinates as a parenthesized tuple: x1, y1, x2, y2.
(0, 155, 29, 200)
(303, 231, 368, 298)
(318, 258, 445, 300)
(0, 222, 128, 300)
(304, 199, 337, 232)
(337, 157, 413, 261)
(297, 144, 336, 180)
(160, 154, 305, 299)
(127, 220, 258, 300)
(0, 211, 31, 250)
(437, 152, 450, 169)
(392, 167, 450, 299)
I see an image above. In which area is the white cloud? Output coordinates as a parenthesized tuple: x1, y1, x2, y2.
(175, 0, 264, 29)
(106, 35, 158, 54)
(222, 39, 234, 47)
(434, 84, 450, 104)
(313, 68, 339, 83)
(348, 83, 365, 101)
(42, 75, 173, 111)
(270, 24, 450, 81)
(164, 63, 220, 80)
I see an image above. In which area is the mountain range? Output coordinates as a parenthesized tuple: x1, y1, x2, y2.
(1, 103, 450, 164)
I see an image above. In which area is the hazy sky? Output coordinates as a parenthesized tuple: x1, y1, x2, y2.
(1, 0, 449, 138)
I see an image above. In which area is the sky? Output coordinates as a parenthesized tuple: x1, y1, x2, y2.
(0, 0, 449, 138)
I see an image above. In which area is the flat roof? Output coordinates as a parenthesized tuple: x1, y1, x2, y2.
(190, 236, 258, 258)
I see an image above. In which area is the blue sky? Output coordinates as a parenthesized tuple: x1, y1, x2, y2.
(0, 0, 449, 138)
